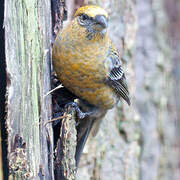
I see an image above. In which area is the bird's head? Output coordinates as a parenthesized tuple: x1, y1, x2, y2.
(74, 5, 109, 40)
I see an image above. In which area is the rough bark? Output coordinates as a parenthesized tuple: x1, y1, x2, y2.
(54, 109, 77, 180)
(4, 0, 53, 179)
(163, 0, 180, 179)
(136, 1, 180, 180)
(136, 0, 167, 179)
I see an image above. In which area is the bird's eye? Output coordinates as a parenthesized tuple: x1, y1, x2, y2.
(81, 14, 89, 21)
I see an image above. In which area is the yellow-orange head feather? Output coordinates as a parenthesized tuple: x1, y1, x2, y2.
(74, 5, 108, 19)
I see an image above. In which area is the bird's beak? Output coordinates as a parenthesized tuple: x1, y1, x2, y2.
(94, 15, 108, 29)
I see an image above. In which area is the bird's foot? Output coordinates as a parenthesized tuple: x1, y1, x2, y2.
(65, 102, 93, 119)
(46, 102, 94, 127)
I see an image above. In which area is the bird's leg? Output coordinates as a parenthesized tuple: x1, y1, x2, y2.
(65, 102, 94, 119)
(49, 101, 97, 127)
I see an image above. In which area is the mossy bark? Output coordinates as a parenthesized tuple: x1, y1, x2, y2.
(4, 0, 53, 179)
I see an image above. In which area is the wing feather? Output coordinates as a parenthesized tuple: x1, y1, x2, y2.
(106, 45, 130, 105)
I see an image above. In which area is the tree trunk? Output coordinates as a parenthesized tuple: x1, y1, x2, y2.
(4, 0, 53, 179)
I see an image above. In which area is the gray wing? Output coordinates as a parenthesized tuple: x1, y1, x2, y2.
(106, 47, 130, 105)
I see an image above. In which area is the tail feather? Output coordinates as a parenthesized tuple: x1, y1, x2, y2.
(75, 118, 95, 167)
(75, 101, 107, 167)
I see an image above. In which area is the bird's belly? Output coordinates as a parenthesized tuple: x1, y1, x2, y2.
(54, 57, 116, 109)
(62, 76, 116, 109)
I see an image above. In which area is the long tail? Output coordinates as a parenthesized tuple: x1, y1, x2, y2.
(75, 118, 95, 167)
(75, 100, 107, 167)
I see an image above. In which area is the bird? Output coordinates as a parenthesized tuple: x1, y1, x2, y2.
(52, 5, 130, 166)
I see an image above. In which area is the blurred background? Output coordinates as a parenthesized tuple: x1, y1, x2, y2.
(65, 0, 180, 179)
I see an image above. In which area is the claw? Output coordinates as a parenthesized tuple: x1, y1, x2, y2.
(65, 102, 93, 119)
